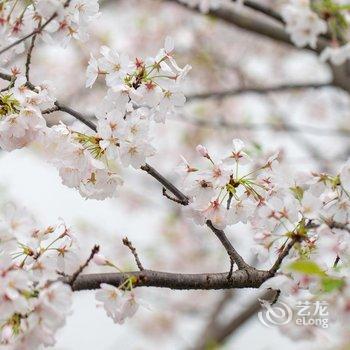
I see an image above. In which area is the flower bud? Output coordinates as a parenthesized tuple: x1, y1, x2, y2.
(93, 253, 108, 266)
(196, 144, 209, 158)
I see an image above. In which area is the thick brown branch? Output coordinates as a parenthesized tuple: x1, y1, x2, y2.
(69, 268, 271, 291)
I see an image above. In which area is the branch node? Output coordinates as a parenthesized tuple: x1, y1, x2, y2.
(162, 187, 187, 204)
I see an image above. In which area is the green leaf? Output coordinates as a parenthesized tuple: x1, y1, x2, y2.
(321, 277, 345, 293)
(287, 260, 326, 276)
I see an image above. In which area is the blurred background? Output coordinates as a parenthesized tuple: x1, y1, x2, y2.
(1, 0, 349, 349)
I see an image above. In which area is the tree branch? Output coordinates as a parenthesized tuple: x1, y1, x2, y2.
(179, 114, 350, 139)
(69, 245, 100, 287)
(206, 220, 250, 271)
(25, 32, 39, 82)
(54, 102, 98, 131)
(269, 237, 298, 274)
(167, 0, 327, 53)
(232, 1, 284, 24)
(194, 289, 277, 349)
(186, 83, 333, 101)
(122, 237, 144, 271)
(68, 268, 271, 291)
(141, 163, 189, 205)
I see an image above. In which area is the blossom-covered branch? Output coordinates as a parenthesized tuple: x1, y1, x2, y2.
(3, 0, 350, 348)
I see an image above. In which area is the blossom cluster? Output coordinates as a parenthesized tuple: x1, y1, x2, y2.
(178, 139, 276, 230)
(179, 0, 350, 65)
(278, 0, 350, 65)
(0, 38, 190, 200)
(0, 201, 144, 348)
(40, 124, 124, 200)
(179, 138, 350, 343)
(179, 139, 350, 260)
(0, 77, 54, 151)
(75, 37, 189, 195)
(0, 0, 99, 62)
(0, 203, 76, 349)
(95, 283, 141, 324)
(281, 1, 328, 49)
(93, 253, 143, 324)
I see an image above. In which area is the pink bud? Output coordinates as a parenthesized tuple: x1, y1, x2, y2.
(93, 253, 108, 266)
(196, 144, 209, 158)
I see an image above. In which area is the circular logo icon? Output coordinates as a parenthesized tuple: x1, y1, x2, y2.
(258, 299, 293, 328)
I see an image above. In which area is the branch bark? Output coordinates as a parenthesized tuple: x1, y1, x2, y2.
(69, 268, 271, 291)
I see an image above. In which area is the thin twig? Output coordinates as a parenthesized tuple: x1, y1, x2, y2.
(69, 245, 100, 287)
(187, 83, 332, 101)
(226, 193, 233, 210)
(0, 13, 55, 56)
(122, 237, 144, 271)
(206, 220, 249, 270)
(269, 237, 298, 274)
(141, 163, 189, 205)
(25, 32, 38, 82)
(54, 102, 98, 131)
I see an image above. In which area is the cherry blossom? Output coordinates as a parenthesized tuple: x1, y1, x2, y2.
(0, 205, 77, 349)
(96, 283, 140, 324)
(281, 1, 327, 49)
